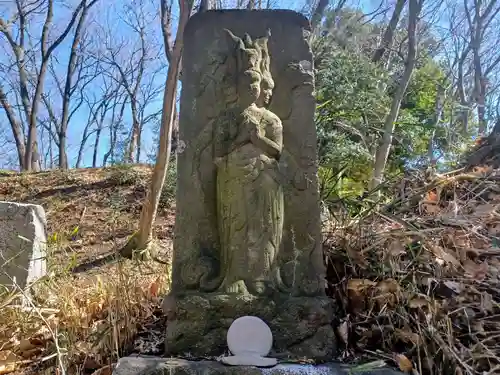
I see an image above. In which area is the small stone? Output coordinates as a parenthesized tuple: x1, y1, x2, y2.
(221, 316, 277, 367)
(0, 201, 47, 290)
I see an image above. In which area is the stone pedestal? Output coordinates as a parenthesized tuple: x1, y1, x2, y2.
(112, 357, 404, 375)
(164, 293, 336, 361)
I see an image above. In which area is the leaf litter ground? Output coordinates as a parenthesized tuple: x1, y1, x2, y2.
(325, 165, 500, 375)
(2, 164, 500, 374)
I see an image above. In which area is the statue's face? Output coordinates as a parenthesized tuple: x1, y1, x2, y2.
(261, 88, 272, 105)
(259, 76, 274, 106)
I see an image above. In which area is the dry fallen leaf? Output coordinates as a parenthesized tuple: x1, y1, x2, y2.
(347, 279, 376, 312)
(442, 281, 463, 295)
(394, 329, 421, 346)
(395, 353, 413, 373)
(422, 203, 440, 214)
(91, 366, 113, 375)
(0, 363, 16, 375)
(337, 321, 349, 345)
(387, 239, 405, 256)
(472, 165, 492, 175)
(408, 296, 430, 309)
(373, 279, 401, 307)
(16, 339, 37, 355)
(428, 245, 460, 266)
(377, 279, 400, 293)
(463, 260, 488, 280)
(149, 278, 160, 298)
(348, 279, 376, 292)
(427, 191, 438, 202)
(0, 351, 19, 375)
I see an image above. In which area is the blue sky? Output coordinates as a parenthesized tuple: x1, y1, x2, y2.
(67, 0, 385, 168)
(0, 0, 385, 169)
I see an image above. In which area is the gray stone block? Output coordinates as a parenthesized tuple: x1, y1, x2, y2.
(113, 357, 404, 375)
(0, 201, 47, 290)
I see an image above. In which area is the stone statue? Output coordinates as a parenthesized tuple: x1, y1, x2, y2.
(193, 29, 285, 296)
(165, 9, 336, 362)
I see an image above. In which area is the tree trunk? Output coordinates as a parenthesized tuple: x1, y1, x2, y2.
(427, 82, 446, 163)
(457, 54, 470, 134)
(58, 132, 68, 169)
(125, 101, 140, 163)
(58, 0, 95, 169)
(24, 0, 91, 171)
(120, 0, 191, 257)
(0, 85, 26, 170)
(93, 128, 101, 168)
(310, 0, 329, 31)
(372, 0, 407, 64)
(370, 0, 421, 189)
(103, 99, 127, 166)
(136, 123, 143, 163)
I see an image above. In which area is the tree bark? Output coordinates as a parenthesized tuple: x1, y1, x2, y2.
(370, 0, 422, 189)
(372, 0, 407, 64)
(311, 0, 330, 31)
(58, 0, 98, 169)
(464, 118, 500, 168)
(0, 85, 26, 170)
(120, 0, 192, 257)
(427, 82, 446, 163)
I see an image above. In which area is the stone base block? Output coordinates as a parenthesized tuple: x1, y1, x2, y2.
(113, 356, 404, 375)
(164, 293, 336, 361)
(0, 201, 47, 290)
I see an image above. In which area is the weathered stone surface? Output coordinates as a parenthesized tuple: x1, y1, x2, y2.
(168, 8, 331, 361)
(0, 201, 47, 289)
(164, 293, 336, 361)
(113, 357, 404, 375)
(174, 8, 324, 297)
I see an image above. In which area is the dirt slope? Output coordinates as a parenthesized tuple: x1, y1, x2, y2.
(0, 165, 174, 273)
(0, 165, 174, 375)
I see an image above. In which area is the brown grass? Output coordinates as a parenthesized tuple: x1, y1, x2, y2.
(0, 165, 175, 375)
(4, 163, 500, 375)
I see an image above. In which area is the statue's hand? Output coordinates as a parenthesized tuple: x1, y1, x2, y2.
(214, 156, 225, 166)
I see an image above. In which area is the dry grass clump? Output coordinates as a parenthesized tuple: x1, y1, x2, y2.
(0, 166, 173, 375)
(0, 259, 170, 375)
(326, 166, 500, 375)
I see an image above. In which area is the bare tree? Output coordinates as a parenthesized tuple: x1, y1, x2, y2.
(372, 0, 407, 64)
(75, 75, 122, 168)
(97, 0, 161, 164)
(57, 1, 99, 168)
(464, 0, 500, 135)
(103, 95, 128, 166)
(0, 0, 100, 171)
(121, 0, 194, 257)
(371, 0, 424, 188)
(0, 84, 25, 169)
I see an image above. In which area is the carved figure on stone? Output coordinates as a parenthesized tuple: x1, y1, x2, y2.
(189, 29, 285, 296)
(166, 10, 336, 360)
(173, 10, 327, 299)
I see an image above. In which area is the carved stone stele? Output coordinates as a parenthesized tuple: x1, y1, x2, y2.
(164, 9, 336, 361)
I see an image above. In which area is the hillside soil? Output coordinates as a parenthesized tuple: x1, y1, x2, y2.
(0, 165, 174, 375)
